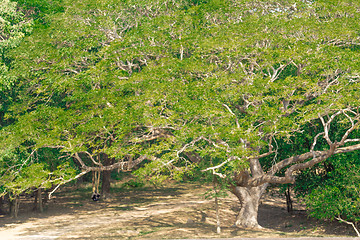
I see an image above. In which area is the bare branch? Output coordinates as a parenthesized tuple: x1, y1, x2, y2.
(344, 139, 360, 143)
(48, 170, 89, 199)
(311, 132, 324, 157)
(42, 145, 66, 149)
(1, 150, 37, 179)
(319, 110, 344, 146)
(180, 44, 184, 60)
(343, 110, 355, 126)
(222, 104, 240, 129)
(212, 171, 227, 178)
(319, 114, 332, 145)
(267, 61, 293, 82)
(339, 122, 360, 146)
(338, 111, 360, 145)
(202, 156, 240, 173)
(258, 150, 274, 159)
(73, 152, 156, 172)
(176, 136, 204, 157)
(284, 143, 336, 179)
(131, 127, 173, 144)
(84, 151, 103, 166)
(177, 136, 230, 158)
(322, 77, 339, 94)
(247, 143, 360, 187)
(316, 109, 359, 147)
(335, 217, 360, 237)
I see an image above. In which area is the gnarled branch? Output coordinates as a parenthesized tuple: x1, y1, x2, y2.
(246, 143, 360, 187)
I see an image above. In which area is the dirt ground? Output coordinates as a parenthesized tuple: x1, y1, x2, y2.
(0, 181, 357, 239)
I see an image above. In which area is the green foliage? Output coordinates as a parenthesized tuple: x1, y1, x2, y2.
(0, 0, 33, 91)
(203, 176, 229, 200)
(0, 0, 33, 57)
(5, 163, 50, 195)
(0, 145, 76, 198)
(305, 158, 360, 222)
(263, 120, 360, 223)
(16, 0, 64, 15)
(1, 0, 360, 220)
(1, 160, 76, 197)
(0, 0, 33, 130)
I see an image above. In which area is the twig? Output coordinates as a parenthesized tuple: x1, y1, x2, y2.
(344, 139, 360, 143)
(311, 132, 324, 158)
(202, 156, 241, 178)
(335, 216, 360, 237)
(48, 171, 89, 199)
(222, 103, 240, 129)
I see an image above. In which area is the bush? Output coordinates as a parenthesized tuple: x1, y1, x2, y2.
(305, 162, 360, 223)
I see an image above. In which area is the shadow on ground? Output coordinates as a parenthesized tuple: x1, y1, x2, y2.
(0, 182, 356, 239)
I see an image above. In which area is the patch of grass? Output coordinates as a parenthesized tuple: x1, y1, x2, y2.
(109, 206, 133, 211)
(139, 230, 157, 236)
(121, 179, 145, 189)
(68, 203, 84, 207)
(138, 226, 168, 237)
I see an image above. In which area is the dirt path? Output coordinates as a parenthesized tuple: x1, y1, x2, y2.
(0, 183, 356, 239)
(1, 199, 212, 239)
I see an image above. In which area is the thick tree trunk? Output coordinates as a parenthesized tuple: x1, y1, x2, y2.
(0, 196, 6, 215)
(101, 154, 114, 199)
(37, 189, 44, 213)
(33, 190, 38, 211)
(231, 183, 268, 228)
(9, 195, 20, 218)
(101, 171, 111, 199)
(230, 157, 268, 228)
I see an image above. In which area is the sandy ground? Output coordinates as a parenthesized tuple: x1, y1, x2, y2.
(0, 182, 357, 239)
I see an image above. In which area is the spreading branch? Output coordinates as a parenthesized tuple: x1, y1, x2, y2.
(48, 171, 89, 199)
(247, 143, 360, 187)
(202, 156, 241, 178)
(177, 136, 230, 158)
(73, 152, 157, 172)
(242, 109, 360, 187)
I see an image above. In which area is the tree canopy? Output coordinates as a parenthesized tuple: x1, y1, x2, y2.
(1, 0, 360, 227)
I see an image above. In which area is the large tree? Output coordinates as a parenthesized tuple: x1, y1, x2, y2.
(2, 0, 360, 227)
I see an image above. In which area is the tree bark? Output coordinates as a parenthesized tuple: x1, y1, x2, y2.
(229, 156, 268, 228)
(101, 153, 114, 199)
(37, 189, 43, 213)
(33, 190, 38, 211)
(231, 184, 268, 228)
(72, 157, 84, 188)
(285, 186, 293, 213)
(0, 196, 6, 215)
(9, 195, 20, 218)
